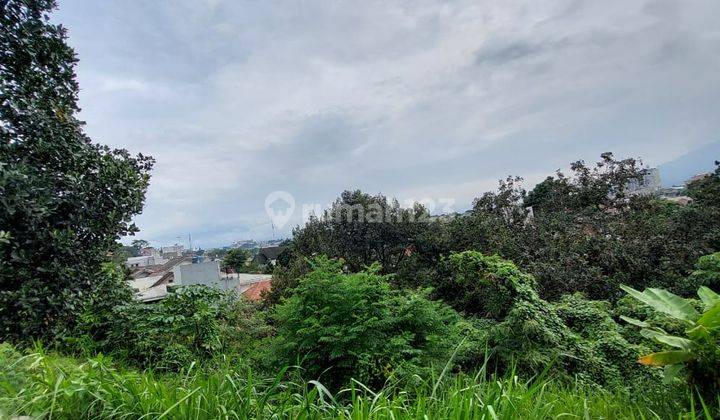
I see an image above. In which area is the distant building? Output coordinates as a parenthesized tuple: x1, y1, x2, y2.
(161, 244, 184, 257)
(129, 258, 272, 303)
(627, 167, 662, 196)
(126, 256, 192, 302)
(664, 196, 694, 206)
(241, 280, 272, 302)
(658, 186, 685, 198)
(139, 247, 156, 256)
(125, 255, 167, 268)
(232, 240, 259, 249)
(253, 246, 284, 266)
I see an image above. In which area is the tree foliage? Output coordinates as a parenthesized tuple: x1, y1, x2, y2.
(0, 0, 154, 340)
(438, 251, 654, 388)
(223, 248, 250, 273)
(269, 256, 467, 390)
(447, 153, 720, 300)
(293, 190, 430, 273)
(687, 161, 720, 208)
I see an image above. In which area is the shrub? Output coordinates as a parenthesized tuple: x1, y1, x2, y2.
(269, 256, 467, 390)
(435, 252, 536, 320)
(437, 251, 653, 388)
(60, 262, 135, 355)
(689, 252, 720, 291)
(105, 285, 269, 370)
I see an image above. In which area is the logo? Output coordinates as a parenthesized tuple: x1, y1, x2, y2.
(265, 191, 295, 229)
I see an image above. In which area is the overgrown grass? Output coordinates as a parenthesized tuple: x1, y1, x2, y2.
(0, 343, 715, 419)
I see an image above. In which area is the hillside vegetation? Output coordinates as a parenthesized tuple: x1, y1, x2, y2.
(1, 1, 719, 418)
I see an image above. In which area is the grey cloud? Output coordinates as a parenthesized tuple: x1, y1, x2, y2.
(51, 0, 720, 247)
(475, 41, 547, 66)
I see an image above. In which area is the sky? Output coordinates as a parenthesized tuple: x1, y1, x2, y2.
(52, 0, 720, 248)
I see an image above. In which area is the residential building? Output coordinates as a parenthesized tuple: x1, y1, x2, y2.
(253, 246, 284, 266)
(125, 254, 168, 268)
(627, 167, 662, 196)
(161, 244, 185, 258)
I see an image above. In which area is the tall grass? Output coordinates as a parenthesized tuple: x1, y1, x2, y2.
(0, 343, 714, 419)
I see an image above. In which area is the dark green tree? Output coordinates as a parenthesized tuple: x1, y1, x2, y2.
(223, 248, 250, 272)
(0, 0, 153, 341)
(687, 161, 720, 208)
(292, 190, 430, 273)
(130, 239, 149, 255)
(447, 154, 720, 300)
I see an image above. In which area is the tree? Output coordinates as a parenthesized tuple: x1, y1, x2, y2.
(447, 154, 720, 301)
(223, 248, 249, 273)
(0, 0, 154, 341)
(130, 239, 149, 255)
(687, 161, 720, 208)
(292, 190, 430, 273)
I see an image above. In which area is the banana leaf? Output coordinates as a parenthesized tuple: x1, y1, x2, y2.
(638, 350, 693, 366)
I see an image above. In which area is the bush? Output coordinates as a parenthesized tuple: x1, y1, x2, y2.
(436, 251, 653, 388)
(105, 285, 269, 370)
(688, 252, 720, 291)
(60, 262, 135, 355)
(269, 256, 468, 390)
(435, 252, 535, 320)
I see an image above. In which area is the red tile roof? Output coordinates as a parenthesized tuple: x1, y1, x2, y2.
(242, 280, 271, 301)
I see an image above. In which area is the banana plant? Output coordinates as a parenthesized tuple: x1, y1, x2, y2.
(620, 284, 720, 383)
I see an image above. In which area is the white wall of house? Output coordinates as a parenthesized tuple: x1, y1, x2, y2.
(125, 254, 169, 268)
(173, 260, 222, 287)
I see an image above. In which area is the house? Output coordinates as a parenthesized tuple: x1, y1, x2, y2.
(664, 196, 694, 206)
(173, 260, 222, 287)
(125, 255, 167, 268)
(126, 256, 192, 302)
(241, 279, 272, 301)
(686, 173, 710, 185)
(161, 244, 185, 258)
(129, 255, 190, 279)
(128, 274, 172, 303)
(129, 258, 273, 303)
(139, 246, 156, 256)
(626, 167, 662, 196)
(253, 246, 284, 266)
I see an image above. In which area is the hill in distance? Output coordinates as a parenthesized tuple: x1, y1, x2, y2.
(658, 141, 720, 186)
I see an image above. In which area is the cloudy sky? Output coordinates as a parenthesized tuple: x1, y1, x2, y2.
(53, 0, 720, 248)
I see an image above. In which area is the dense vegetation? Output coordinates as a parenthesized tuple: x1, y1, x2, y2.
(1, 0, 719, 418)
(0, 0, 153, 342)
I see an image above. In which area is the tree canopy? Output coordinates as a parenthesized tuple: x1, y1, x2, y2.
(0, 0, 153, 340)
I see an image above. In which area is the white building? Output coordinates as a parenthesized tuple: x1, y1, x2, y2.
(125, 255, 167, 268)
(173, 260, 222, 287)
(161, 244, 185, 257)
(130, 260, 271, 303)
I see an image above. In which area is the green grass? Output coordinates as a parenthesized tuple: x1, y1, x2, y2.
(0, 343, 715, 419)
